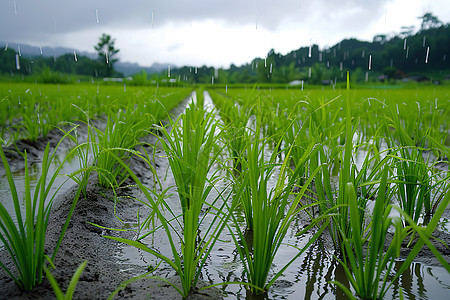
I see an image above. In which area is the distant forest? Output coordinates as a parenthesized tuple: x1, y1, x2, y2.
(1, 13, 449, 84)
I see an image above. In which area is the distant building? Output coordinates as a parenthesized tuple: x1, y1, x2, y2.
(402, 75, 430, 83)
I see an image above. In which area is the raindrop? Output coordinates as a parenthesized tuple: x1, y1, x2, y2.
(13, 0, 17, 14)
(435, 98, 438, 109)
(168, 64, 171, 77)
(340, 62, 343, 71)
(211, 76, 214, 84)
(368, 55, 372, 70)
(25, 89, 31, 94)
(105, 51, 109, 64)
(365, 71, 369, 82)
(215, 68, 219, 78)
(4, 43, 8, 51)
(406, 46, 409, 59)
(390, 59, 393, 67)
(95, 9, 99, 23)
(264, 57, 267, 68)
(39, 45, 43, 55)
(74, 50, 78, 62)
(301, 80, 304, 91)
(152, 12, 154, 29)
(225, 85, 228, 93)
(269, 63, 273, 74)
(326, 61, 329, 68)
(444, 54, 447, 61)
(124, 84, 126, 92)
(195, 67, 197, 74)
(319, 52, 322, 62)
(255, 13, 258, 30)
(361, 50, 365, 58)
(15, 53, 20, 70)
(396, 104, 399, 115)
(403, 38, 407, 50)
(425, 46, 430, 64)
(17, 45, 21, 56)
(308, 67, 311, 78)
(423, 36, 426, 47)
(308, 43, 312, 58)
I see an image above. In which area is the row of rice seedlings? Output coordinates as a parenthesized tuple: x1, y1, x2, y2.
(0, 83, 192, 145)
(106, 100, 228, 298)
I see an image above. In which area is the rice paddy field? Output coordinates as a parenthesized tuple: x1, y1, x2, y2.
(0, 80, 449, 299)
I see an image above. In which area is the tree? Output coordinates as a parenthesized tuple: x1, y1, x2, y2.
(418, 12, 442, 31)
(94, 33, 120, 77)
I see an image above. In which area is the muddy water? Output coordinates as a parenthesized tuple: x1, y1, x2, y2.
(0, 148, 81, 224)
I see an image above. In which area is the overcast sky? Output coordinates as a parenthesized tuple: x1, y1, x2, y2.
(1, 0, 449, 68)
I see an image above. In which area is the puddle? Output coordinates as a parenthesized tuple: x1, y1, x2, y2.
(0, 147, 82, 225)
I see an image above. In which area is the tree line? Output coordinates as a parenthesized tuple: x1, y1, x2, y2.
(1, 13, 449, 84)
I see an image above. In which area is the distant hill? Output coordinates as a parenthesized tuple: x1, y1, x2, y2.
(0, 41, 170, 76)
(0, 42, 96, 60)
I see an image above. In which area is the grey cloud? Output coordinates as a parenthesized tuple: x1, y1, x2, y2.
(1, 0, 391, 44)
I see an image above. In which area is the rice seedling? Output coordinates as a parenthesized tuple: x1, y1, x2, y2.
(332, 168, 450, 299)
(90, 107, 146, 187)
(208, 90, 250, 176)
(0, 129, 81, 290)
(222, 97, 327, 295)
(44, 260, 87, 300)
(331, 166, 401, 299)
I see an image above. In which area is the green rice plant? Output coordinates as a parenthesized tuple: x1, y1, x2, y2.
(310, 73, 361, 249)
(392, 146, 430, 226)
(208, 90, 250, 176)
(0, 129, 79, 290)
(333, 169, 450, 299)
(331, 166, 402, 299)
(227, 128, 327, 296)
(385, 103, 445, 227)
(105, 101, 227, 298)
(90, 107, 146, 187)
(44, 260, 87, 300)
